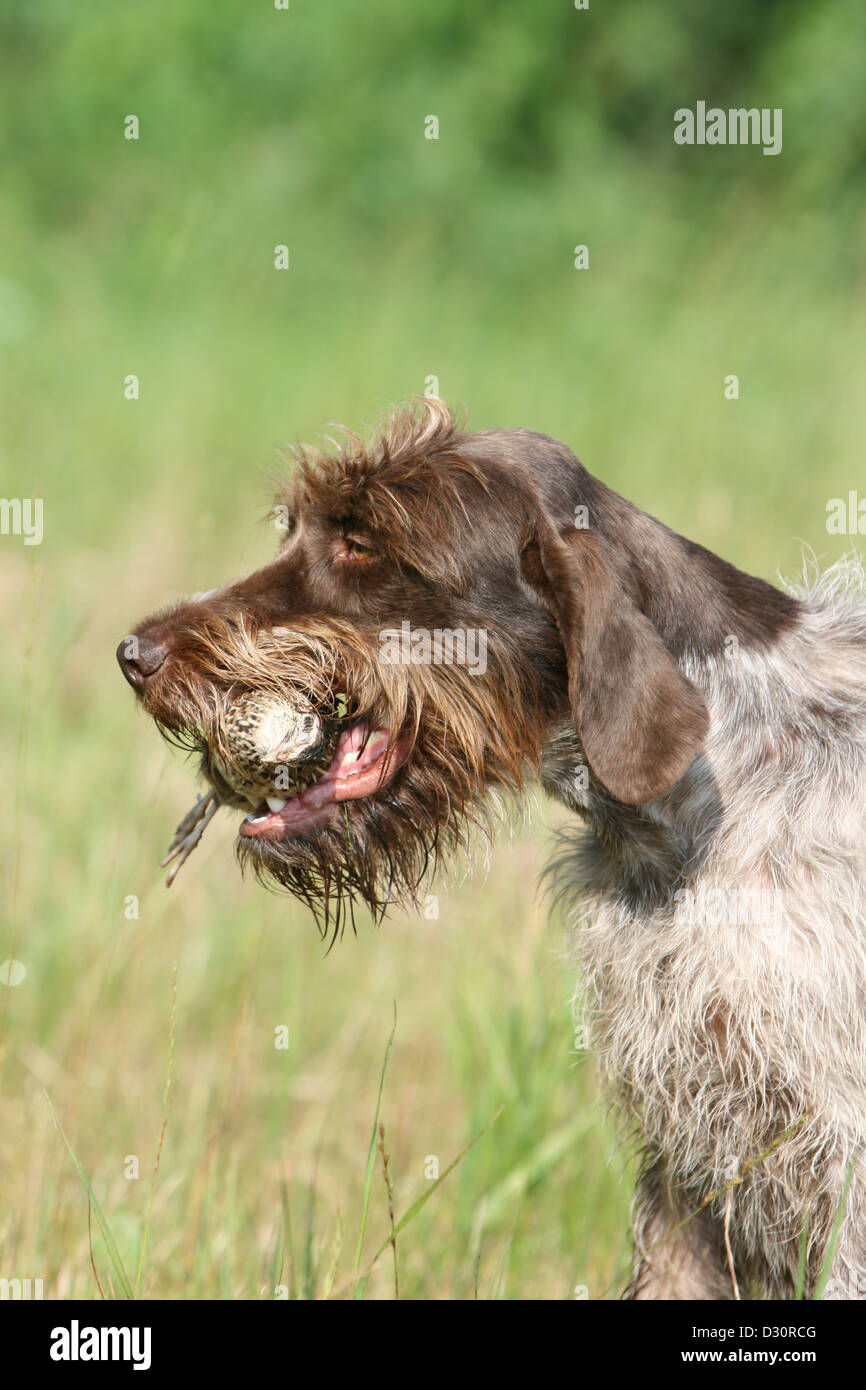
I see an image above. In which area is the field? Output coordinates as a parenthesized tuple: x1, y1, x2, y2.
(1, 0, 864, 1298)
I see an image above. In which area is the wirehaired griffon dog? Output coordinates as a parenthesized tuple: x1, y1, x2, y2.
(117, 400, 866, 1300)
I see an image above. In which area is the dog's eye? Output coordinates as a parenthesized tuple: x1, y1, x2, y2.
(339, 537, 375, 563)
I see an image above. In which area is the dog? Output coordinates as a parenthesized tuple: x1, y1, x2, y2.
(117, 399, 866, 1299)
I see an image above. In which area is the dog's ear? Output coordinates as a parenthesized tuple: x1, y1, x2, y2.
(521, 520, 709, 805)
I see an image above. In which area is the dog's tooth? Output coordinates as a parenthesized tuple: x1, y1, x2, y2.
(266, 797, 287, 812)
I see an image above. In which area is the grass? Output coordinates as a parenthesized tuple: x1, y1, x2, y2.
(1, 0, 864, 1299)
(2, 273, 860, 1296)
(1, 249, 861, 1305)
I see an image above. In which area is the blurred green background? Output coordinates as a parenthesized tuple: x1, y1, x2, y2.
(1, 0, 865, 1299)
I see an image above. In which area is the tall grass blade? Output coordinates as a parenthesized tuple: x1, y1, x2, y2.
(45, 1090, 134, 1300)
(814, 1154, 857, 1300)
(352, 1002, 397, 1295)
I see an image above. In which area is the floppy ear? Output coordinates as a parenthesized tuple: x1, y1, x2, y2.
(521, 521, 709, 805)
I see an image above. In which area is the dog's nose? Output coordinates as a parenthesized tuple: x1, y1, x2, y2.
(116, 635, 168, 688)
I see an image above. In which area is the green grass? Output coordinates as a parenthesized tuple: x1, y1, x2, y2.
(1, 725, 634, 1296)
(1, 0, 865, 1299)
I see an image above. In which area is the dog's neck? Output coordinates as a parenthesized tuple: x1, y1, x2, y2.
(538, 476, 814, 900)
(539, 719, 717, 908)
(538, 509, 808, 908)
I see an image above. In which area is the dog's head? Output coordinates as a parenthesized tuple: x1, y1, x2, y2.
(117, 400, 708, 928)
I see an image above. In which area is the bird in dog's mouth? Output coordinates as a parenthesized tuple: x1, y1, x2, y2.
(161, 690, 412, 885)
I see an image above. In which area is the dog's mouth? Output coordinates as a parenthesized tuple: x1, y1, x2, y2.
(238, 721, 414, 841)
(160, 687, 416, 885)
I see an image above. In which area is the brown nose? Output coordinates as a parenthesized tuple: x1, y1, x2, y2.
(116, 635, 168, 689)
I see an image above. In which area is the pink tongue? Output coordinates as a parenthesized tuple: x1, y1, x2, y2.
(330, 728, 407, 800)
(333, 723, 385, 770)
(239, 725, 413, 840)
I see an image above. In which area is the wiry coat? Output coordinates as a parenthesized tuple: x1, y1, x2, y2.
(545, 560, 866, 1298)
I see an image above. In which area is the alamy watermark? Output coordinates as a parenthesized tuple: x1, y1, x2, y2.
(0, 1276, 43, 1299)
(50, 1320, 151, 1371)
(674, 103, 782, 157)
(826, 491, 866, 535)
(673, 886, 783, 928)
(0, 497, 42, 545)
(379, 621, 487, 676)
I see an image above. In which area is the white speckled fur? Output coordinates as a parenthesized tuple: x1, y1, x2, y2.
(542, 557, 866, 1299)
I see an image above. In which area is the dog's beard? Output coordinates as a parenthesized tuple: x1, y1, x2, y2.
(235, 768, 459, 940)
(141, 622, 541, 937)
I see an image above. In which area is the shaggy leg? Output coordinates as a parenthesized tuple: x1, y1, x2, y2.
(625, 1163, 733, 1301)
